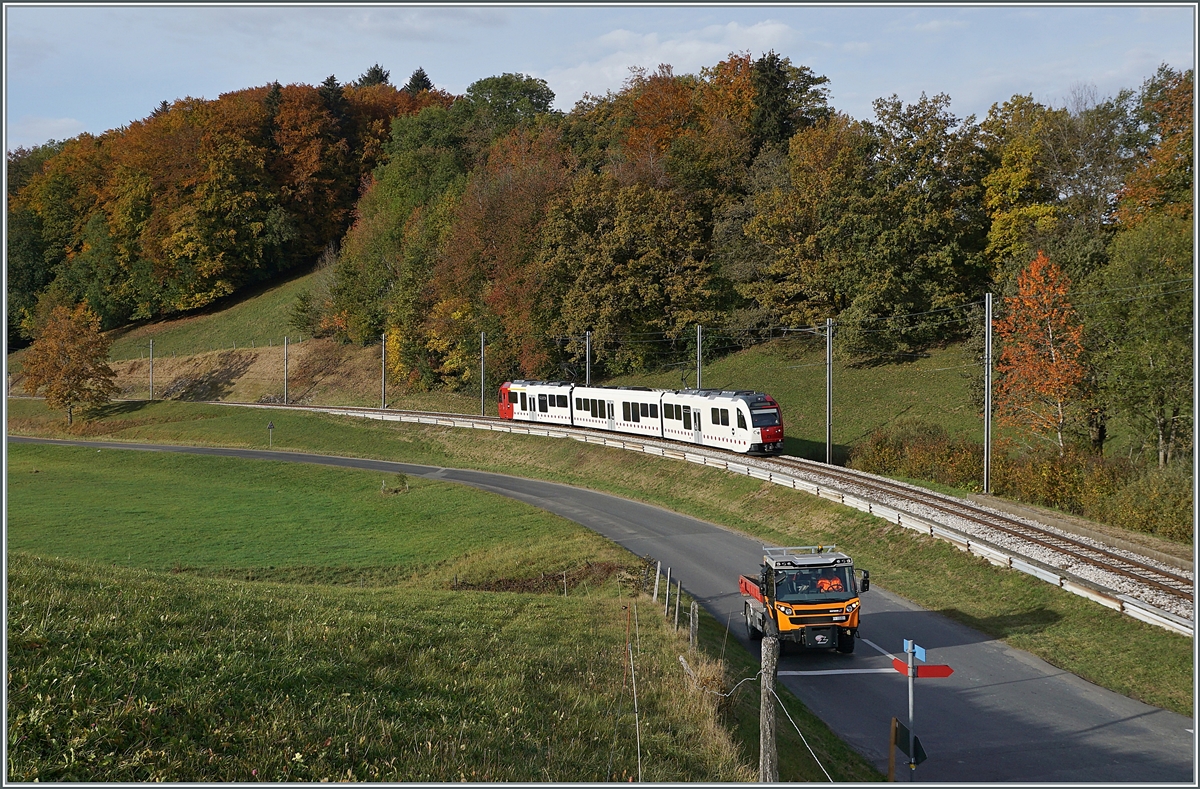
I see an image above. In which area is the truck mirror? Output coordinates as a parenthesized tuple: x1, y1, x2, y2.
(860, 569, 870, 592)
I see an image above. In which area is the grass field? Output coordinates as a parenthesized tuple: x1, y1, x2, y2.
(6, 442, 880, 782)
(104, 269, 321, 362)
(8, 398, 1193, 716)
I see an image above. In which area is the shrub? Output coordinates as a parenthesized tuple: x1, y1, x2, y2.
(850, 420, 1192, 544)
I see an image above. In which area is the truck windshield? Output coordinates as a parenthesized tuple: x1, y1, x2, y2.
(751, 408, 780, 427)
(774, 567, 855, 603)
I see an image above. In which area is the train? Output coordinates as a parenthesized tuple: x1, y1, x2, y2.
(498, 380, 785, 455)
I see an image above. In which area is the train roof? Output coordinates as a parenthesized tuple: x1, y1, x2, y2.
(505, 380, 777, 404)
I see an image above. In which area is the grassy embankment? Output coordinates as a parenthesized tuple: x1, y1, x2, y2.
(7, 442, 878, 782)
(8, 398, 1193, 717)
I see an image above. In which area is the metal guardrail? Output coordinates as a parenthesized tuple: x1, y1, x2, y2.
(220, 402, 1196, 638)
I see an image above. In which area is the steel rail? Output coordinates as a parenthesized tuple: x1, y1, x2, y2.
(768, 456, 1194, 602)
(214, 401, 1194, 617)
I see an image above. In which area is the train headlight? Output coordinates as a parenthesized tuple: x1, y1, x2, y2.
(845, 601, 860, 613)
(776, 604, 793, 616)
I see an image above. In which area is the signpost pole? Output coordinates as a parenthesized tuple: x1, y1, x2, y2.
(907, 642, 915, 779)
(283, 336, 288, 405)
(149, 339, 154, 400)
(585, 330, 591, 386)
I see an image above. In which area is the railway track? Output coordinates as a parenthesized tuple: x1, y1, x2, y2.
(217, 401, 1195, 633)
(766, 455, 1194, 604)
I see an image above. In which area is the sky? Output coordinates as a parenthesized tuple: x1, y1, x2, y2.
(3, 4, 1195, 151)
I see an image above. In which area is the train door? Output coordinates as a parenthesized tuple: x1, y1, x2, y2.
(693, 405, 704, 444)
(529, 391, 538, 422)
(606, 401, 615, 431)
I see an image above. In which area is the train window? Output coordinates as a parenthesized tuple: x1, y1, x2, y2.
(720, 408, 729, 426)
(650, 403, 658, 419)
(712, 407, 720, 424)
(639, 402, 648, 418)
(538, 394, 548, 412)
(737, 411, 747, 429)
(576, 397, 583, 410)
(590, 399, 598, 418)
(558, 395, 568, 408)
(509, 391, 519, 404)
(623, 402, 631, 421)
(520, 392, 527, 410)
(609, 403, 615, 418)
(500, 390, 505, 403)
(683, 406, 692, 430)
(751, 408, 781, 427)
(631, 403, 640, 423)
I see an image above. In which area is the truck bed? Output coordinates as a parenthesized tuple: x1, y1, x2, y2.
(739, 574, 764, 603)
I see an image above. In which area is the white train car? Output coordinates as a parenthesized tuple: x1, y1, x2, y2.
(502, 380, 574, 426)
(661, 389, 784, 454)
(499, 380, 784, 455)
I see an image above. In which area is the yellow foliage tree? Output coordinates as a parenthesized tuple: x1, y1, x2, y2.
(21, 304, 117, 425)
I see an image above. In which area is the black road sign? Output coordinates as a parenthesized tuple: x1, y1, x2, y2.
(894, 721, 928, 765)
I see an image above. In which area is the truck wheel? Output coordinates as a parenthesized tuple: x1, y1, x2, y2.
(836, 629, 855, 654)
(745, 604, 763, 640)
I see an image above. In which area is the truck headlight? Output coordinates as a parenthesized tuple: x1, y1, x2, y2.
(845, 601, 860, 613)
(776, 604, 793, 616)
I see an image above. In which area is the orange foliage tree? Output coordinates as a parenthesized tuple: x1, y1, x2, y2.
(21, 303, 117, 425)
(1116, 66, 1193, 227)
(994, 252, 1087, 453)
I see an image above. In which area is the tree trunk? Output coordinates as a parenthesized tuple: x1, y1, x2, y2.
(66, 403, 73, 426)
(1088, 406, 1107, 455)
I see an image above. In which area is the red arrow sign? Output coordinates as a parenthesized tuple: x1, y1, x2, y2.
(892, 658, 954, 678)
(917, 664, 954, 678)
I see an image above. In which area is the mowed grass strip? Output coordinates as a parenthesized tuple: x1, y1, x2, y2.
(6, 443, 626, 581)
(8, 398, 1192, 715)
(8, 553, 756, 782)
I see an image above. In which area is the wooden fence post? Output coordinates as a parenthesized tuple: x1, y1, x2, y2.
(760, 616, 780, 782)
(689, 601, 698, 651)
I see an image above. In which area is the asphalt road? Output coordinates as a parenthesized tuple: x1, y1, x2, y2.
(11, 437, 1194, 782)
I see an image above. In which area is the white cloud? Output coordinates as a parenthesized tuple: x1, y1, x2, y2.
(8, 115, 86, 147)
(910, 19, 969, 34)
(543, 20, 795, 107)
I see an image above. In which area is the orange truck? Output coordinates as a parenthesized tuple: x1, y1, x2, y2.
(740, 545, 869, 653)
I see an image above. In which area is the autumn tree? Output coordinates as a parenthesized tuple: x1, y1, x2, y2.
(1116, 65, 1193, 227)
(994, 252, 1088, 453)
(21, 303, 117, 426)
(540, 173, 717, 375)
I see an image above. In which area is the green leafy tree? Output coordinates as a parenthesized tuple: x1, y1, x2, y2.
(1089, 217, 1192, 467)
(541, 174, 717, 375)
(20, 303, 117, 426)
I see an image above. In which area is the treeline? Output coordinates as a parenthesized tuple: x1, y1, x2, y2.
(7, 66, 449, 339)
(7, 55, 1192, 463)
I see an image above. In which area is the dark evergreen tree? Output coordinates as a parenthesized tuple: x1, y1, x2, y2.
(356, 63, 391, 87)
(402, 67, 434, 95)
(318, 75, 349, 127)
(750, 51, 830, 155)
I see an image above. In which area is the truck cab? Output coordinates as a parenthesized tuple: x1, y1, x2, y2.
(740, 546, 869, 653)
